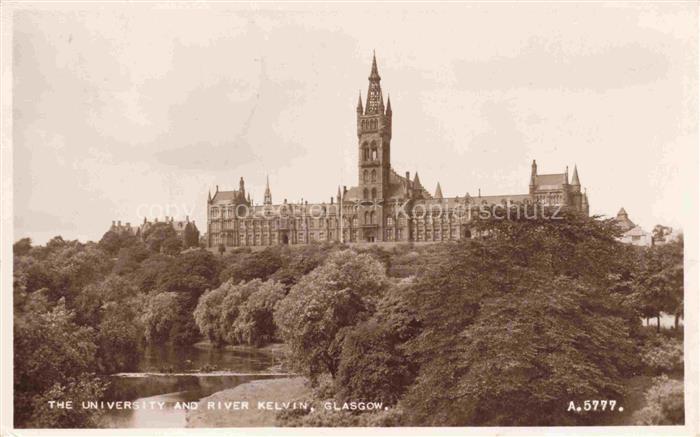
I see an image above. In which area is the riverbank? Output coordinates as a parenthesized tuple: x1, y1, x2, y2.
(186, 377, 311, 427)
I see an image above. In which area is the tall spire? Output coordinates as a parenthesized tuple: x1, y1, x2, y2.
(365, 51, 384, 115)
(571, 165, 580, 187)
(434, 182, 443, 199)
(370, 50, 380, 80)
(264, 175, 272, 205)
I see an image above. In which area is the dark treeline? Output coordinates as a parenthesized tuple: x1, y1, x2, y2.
(13, 210, 683, 427)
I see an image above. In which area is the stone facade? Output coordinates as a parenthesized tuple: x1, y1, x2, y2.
(614, 208, 652, 247)
(109, 216, 200, 246)
(206, 55, 589, 250)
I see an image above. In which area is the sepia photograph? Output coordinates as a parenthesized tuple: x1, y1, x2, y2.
(0, 2, 698, 435)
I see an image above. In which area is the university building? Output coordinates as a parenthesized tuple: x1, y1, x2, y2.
(206, 55, 589, 249)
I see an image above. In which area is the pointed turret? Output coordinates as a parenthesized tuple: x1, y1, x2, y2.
(369, 50, 380, 80)
(208, 189, 212, 203)
(434, 182, 443, 199)
(386, 94, 392, 115)
(337, 186, 342, 203)
(571, 165, 581, 190)
(365, 51, 384, 115)
(529, 159, 537, 195)
(356, 91, 363, 113)
(582, 189, 589, 216)
(413, 172, 421, 186)
(617, 207, 628, 219)
(264, 175, 272, 205)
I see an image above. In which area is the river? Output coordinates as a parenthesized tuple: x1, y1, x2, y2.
(99, 343, 288, 428)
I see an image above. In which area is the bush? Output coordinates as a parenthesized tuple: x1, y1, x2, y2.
(274, 250, 388, 381)
(194, 279, 286, 347)
(335, 319, 415, 406)
(633, 375, 684, 425)
(640, 335, 683, 374)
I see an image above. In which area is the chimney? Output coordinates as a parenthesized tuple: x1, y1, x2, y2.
(118, 220, 121, 226)
(112, 220, 115, 226)
(405, 171, 410, 181)
(331, 197, 334, 204)
(186, 215, 190, 222)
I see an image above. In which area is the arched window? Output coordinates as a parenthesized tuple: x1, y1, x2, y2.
(371, 188, 377, 200)
(364, 211, 370, 224)
(371, 169, 376, 182)
(372, 149, 378, 160)
(370, 211, 375, 224)
(363, 188, 369, 200)
(363, 170, 369, 183)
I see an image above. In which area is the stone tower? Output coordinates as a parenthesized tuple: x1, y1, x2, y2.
(355, 53, 392, 241)
(357, 52, 392, 203)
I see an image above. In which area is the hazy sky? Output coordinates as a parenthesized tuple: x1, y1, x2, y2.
(12, 3, 698, 244)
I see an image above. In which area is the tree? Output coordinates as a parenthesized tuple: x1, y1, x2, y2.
(336, 318, 415, 406)
(13, 237, 32, 256)
(635, 236, 684, 331)
(232, 279, 286, 346)
(96, 300, 144, 373)
(401, 274, 637, 426)
(143, 222, 177, 253)
(633, 375, 684, 425)
(651, 224, 673, 245)
(274, 250, 388, 381)
(98, 230, 137, 255)
(141, 292, 180, 344)
(162, 236, 183, 256)
(219, 247, 284, 284)
(14, 298, 102, 427)
(183, 222, 200, 248)
(193, 284, 230, 346)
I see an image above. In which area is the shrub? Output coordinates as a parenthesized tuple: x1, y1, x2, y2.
(640, 335, 683, 373)
(633, 375, 684, 425)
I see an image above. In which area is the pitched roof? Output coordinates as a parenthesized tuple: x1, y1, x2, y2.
(535, 173, 567, 186)
(212, 190, 241, 203)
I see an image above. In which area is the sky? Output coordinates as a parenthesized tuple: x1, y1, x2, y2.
(11, 3, 698, 244)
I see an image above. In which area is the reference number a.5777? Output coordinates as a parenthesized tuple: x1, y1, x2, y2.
(568, 400, 623, 412)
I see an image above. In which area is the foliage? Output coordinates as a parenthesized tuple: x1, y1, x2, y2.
(274, 250, 388, 381)
(633, 375, 684, 425)
(142, 222, 177, 252)
(13, 237, 32, 256)
(14, 297, 101, 427)
(336, 318, 415, 406)
(220, 247, 284, 284)
(141, 292, 181, 344)
(232, 280, 286, 346)
(28, 375, 108, 428)
(634, 236, 684, 328)
(640, 335, 683, 374)
(98, 230, 138, 255)
(194, 279, 285, 347)
(183, 222, 200, 248)
(96, 300, 144, 373)
(162, 236, 183, 255)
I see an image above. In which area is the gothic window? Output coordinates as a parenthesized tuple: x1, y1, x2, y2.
(363, 188, 369, 199)
(371, 188, 377, 200)
(371, 169, 376, 182)
(364, 211, 370, 224)
(372, 149, 378, 160)
(370, 211, 375, 224)
(363, 170, 369, 183)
